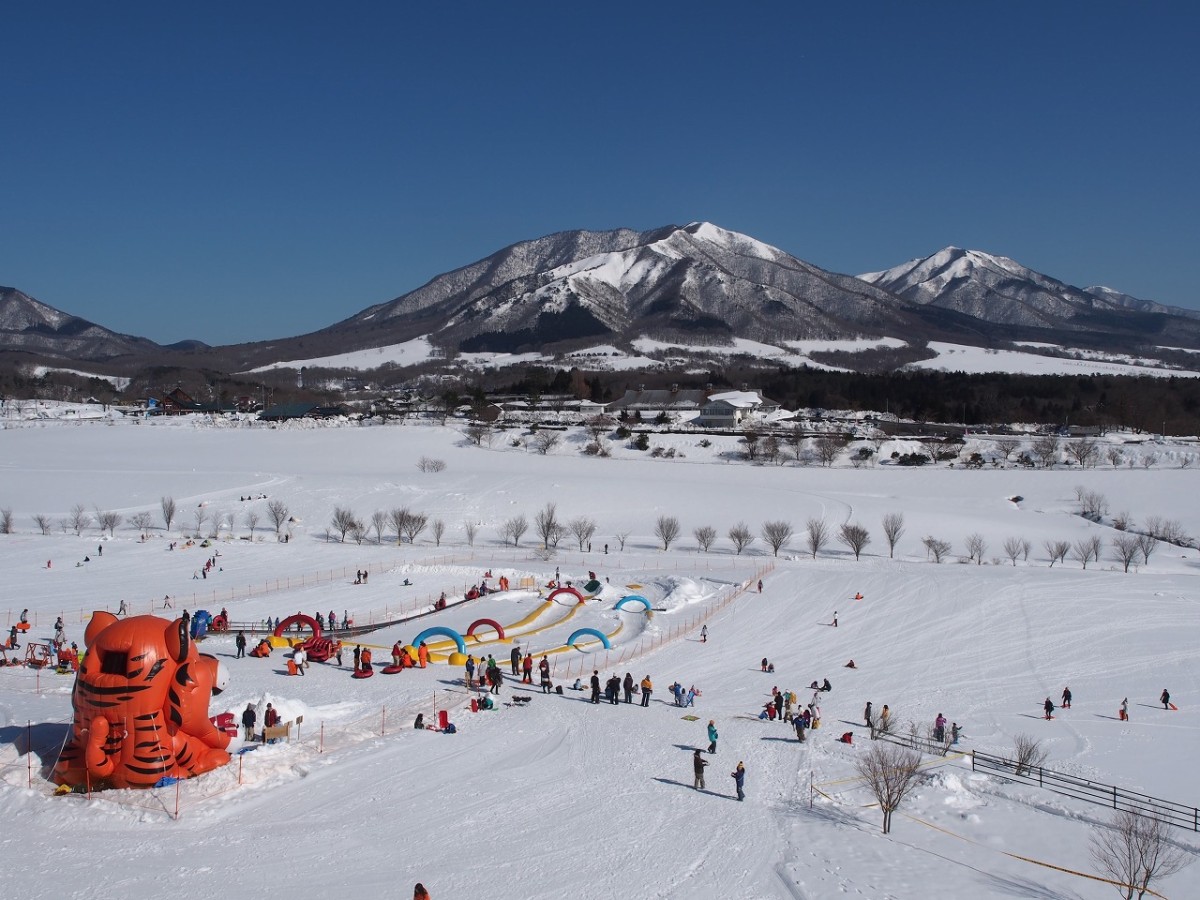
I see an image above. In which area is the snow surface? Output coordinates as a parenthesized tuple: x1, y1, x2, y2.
(246, 336, 438, 373)
(2, 413, 1199, 899)
(906, 341, 1198, 378)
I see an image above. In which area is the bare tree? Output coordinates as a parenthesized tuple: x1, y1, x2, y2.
(1068, 438, 1100, 468)
(1010, 733, 1049, 777)
(655, 515, 681, 550)
(741, 430, 760, 462)
(993, 437, 1020, 462)
(1144, 516, 1189, 546)
(465, 423, 492, 447)
(241, 509, 259, 538)
(331, 507, 357, 542)
(805, 517, 830, 559)
(882, 512, 905, 558)
(815, 435, 844, 467)
(585, 414, 614, 442)
(33, 513, 52, 535)
(507, 513, 528, 547)
(1090, 808, 1192, 900)
(1112, 535, 1140, 572)
(1141, 452, 1159, 469)
(389, 507, 411, 545)
(762, 435, 783, 465)
(535, 503, 561, 548)
(464, 520, 478, 547)
(1107, 446, 1125, 468)
(191, 506, 208, 536)
(0, 508, 12, 534)
(837, 523, 871, 560)
(161, 496, 177, 532)
(267, 500, 289, 537)
(1135, 533, 1158, 565)
(130, 511, 153, 533)
(922, 536, 951, 563)
(568, 516, 597, 552)
(1080, 490, 1109, 519)
(367, 511, 384, 544)
(208, 508, 226, 539)
(728, 522, 755, 555)
(964, 533, 986, 564)
(855, 744, 923, 834)
(70, 503, 91, 536)
(761, 520, 794, 557)
(1003, 536, 1024, 566)
(431, 519, 445, 547)
(497, 520, 515, 546)
(1072, 535, 1102, 569)
(693, 525, 717, 552)
(1112, 511, 1132, 531)
(416, 456, 447, 473)
(401, 511, 429, 545)
(613, 531, 630, 552)
(1044, 539, 1070, 567)
(531, 431, 561, 455)
(1031, 434, 1061, 468)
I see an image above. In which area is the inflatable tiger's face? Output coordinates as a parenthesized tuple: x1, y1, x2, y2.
(54, 612, 230, 790)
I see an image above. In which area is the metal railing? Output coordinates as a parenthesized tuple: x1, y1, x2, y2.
(971, 749, 1200, 832)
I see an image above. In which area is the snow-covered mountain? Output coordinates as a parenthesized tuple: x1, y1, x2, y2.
(0, 286, 162, 361)
(313, 222, 920, 355)
(860, 248, 1200, 340)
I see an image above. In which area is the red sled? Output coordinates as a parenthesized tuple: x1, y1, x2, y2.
(1118, 710, 1128, 721)
(1169, 703, 1179, 711)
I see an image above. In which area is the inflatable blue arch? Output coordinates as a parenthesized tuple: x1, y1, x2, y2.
(614, 595, 651, 612)
(566, 627, 612, 650)
(410, 626, 467, 655)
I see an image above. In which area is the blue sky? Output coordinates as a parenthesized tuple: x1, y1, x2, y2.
(2, 2, 1197, 345)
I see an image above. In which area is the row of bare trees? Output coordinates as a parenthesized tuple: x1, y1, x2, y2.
(920, 530, 1161, 572)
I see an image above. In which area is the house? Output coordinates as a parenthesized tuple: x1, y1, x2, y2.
(605, 386, 710, 419)
(694, 391, 781, 428)
(258, 403, 347, 422)
(154, 388, 236, 416)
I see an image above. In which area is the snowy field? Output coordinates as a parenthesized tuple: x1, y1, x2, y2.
(2, 414, 1199, 899)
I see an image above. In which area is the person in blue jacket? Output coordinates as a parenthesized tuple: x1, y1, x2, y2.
(707, 720, 718, 754)
(731, 762, 745, 801)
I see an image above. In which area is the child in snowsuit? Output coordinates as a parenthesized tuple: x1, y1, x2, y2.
(707, 720, 718, 754)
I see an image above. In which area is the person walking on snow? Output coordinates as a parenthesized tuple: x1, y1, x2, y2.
(590, 670, 601, 704)
(623, 672, 635, 703)
(241, 703, 257, 741)
(1061, 686, 1072, 709)
(1043, 697, 1054, 719)
(864, 701, 873, 729)
(707, 720, 718, 754)
(1161, 689, 1171, 710)
(522, 652, 533, 684)
(1120, 698, 1129, 721)
(700, 624, 707, 643)
(235, 630, 247, 658)
(693, 749, 708, 790)
(731, 762, 745, 801)
(510, 646, 521, 676)
(640, 675, 653, 707)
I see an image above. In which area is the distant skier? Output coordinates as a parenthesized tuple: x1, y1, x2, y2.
(1043, 698, 1054, 720)
(707, 720, 718, 754)
(1161, 689, 1171, 710)
(693, 749, 708, 789)
(1061, 686, 1072, 709)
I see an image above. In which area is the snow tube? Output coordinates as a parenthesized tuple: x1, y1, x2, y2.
(410, 626, 466, 655)
(548, 587, 585, 605)
(566, 627, 612, 650)
(381, 664, 405, 675)
(274, 614, 321, 639)
(614, 595, 651, 612)
(351, 667, 374, 679)
(466, 619, 505, 642)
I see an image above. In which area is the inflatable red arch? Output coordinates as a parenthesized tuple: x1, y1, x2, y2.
(466, 619, 506, 641)
(274, 614, 321, 638)
(548, 586, 585, 605)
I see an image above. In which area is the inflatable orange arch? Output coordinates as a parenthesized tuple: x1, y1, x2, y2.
(466, 619, 506, 641)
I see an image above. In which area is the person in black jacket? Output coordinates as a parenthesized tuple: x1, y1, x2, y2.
(623, 673, 635, 703)
(590, 670, 601, 704)
(235, 630, 247, 658)
(693, 749, 708, 789)
(241, 703, 256, 742)
(510, 646, 521, 675)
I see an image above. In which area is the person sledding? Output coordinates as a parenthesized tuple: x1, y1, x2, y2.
(1161, 688, 1172, 710)
(1043, 697, 1054, 720)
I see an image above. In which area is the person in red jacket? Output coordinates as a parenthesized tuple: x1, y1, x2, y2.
(522, 653, 533, 684)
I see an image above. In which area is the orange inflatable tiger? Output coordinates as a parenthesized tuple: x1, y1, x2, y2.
(54, 612, 231, 789)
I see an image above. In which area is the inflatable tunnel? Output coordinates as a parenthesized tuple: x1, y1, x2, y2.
(614, 595, 651, 612)
(466, 619, 506, 642)
(566, 627, 612, 650)
(410, 626, 467, 655)
(274, 614, 321, 639)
